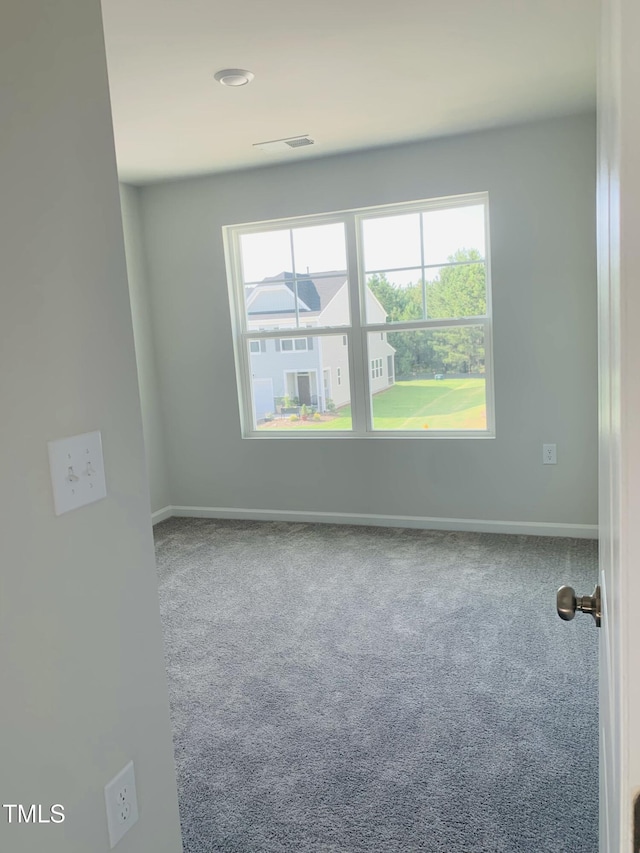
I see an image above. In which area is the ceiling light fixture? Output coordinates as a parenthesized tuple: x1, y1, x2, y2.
(214, 68, 254, 87)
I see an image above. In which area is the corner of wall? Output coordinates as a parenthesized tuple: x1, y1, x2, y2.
(120, 183, 172, 514)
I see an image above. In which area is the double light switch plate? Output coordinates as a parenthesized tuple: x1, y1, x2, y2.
(47, 430, 107, 515)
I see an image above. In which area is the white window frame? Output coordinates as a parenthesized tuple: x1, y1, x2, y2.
(224, 191, 495, 439)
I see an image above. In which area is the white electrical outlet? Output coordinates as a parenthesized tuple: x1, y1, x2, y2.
(47, 430, 107, 515)
(543, 443, 557, 465)
(105, 761, 139, 848)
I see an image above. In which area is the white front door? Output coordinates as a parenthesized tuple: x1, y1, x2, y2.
(597, 1, 640, 849)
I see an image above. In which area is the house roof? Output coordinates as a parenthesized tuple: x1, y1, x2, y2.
(246, 271, 347, 318)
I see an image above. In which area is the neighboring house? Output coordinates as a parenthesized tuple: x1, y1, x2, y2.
(246, 271, 395, 419)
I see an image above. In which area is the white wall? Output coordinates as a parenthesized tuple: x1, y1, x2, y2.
(0, 3, 182, 852)
(121, 185, 171, 517)
(139, 114, 597, 533)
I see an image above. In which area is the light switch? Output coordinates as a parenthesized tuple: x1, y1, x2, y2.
(48, 430, 107, 515)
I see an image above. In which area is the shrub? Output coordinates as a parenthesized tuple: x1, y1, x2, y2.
(326, 399, 336, 413)
(313, 412, 322, 421)
(289, 414, 299, 422)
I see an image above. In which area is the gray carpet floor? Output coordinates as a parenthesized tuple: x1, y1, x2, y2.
(154, 518, 598, 853)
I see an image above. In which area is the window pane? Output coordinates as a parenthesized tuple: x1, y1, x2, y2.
(422, 205, 485, 266)
(248, 335, 352, 431)
(293, 223, 347, 275)
(241, 230, 292, 283)
(245, 277, 297, 331)
(242, 226, 350, 331)
(425, 263, 486, 319)
(246, 271, 350, 331)
(362, 213, 421, 271)
(368, 327, 487, 431)
(365, 272, 424, 324)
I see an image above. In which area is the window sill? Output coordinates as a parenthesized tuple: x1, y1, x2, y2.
(242, 430, 496, 440)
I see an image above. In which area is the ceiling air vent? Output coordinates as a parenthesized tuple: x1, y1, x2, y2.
(284, 136, 314, 148)
(253, 135, 315, 153)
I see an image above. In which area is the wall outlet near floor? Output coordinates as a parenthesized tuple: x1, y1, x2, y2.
(543, 443, 557, 465)
(105, 760, 139, 848)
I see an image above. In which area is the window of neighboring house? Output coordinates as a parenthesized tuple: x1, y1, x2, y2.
(225, 192, 494, 437)
(280, 337, 310, 352)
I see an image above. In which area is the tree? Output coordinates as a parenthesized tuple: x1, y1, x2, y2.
(366, 273, 421, 321)
(427, 249, 485, 374)
(367, 274, 424, 375)
(426, 248, 485, 319)
(367, 250, 486, 377)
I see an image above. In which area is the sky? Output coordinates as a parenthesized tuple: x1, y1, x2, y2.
(240, 204, 485, 285)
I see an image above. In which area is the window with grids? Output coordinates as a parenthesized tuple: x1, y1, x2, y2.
(224, 192, 493, 437)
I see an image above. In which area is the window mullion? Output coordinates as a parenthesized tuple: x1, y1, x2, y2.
(420, 212, 427, 319)
(363, 316, 488, 333)
(345, 214, 368, 435)
(482, 317, 495, 436)
(244, 327, 349, 340)
(289, 230, 300, 329)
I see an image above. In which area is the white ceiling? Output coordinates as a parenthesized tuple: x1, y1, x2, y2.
(101, 0, 598, 185)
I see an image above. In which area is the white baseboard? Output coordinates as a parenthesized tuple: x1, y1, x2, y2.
(151, 505, 173, 525)
(166, 505, 598, 539)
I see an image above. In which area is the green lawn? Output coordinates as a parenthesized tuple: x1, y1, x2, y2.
(372, 378, 486, 430)
(259, 378, 486, 431)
